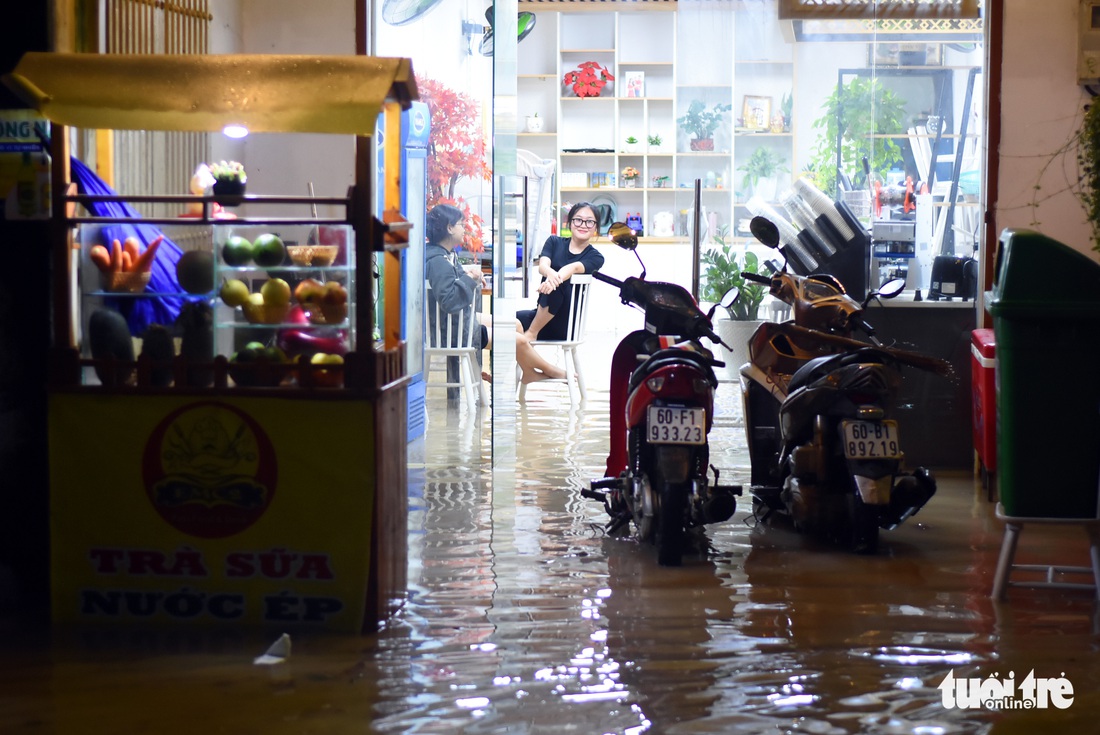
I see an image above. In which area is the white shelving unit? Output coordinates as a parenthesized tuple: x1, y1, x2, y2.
(518, 8, 799, 250)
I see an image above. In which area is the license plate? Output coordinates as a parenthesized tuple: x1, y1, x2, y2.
(647, 406, 706, 445)
(841, 420, 902, 459)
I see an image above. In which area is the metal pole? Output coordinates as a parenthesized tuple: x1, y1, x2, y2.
(691, 178, 702, 300)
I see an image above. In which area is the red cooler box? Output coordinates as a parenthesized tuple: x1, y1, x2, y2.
(971, 328, 996, 479)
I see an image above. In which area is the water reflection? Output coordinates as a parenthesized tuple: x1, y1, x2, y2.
(2, 351, 1100, 733)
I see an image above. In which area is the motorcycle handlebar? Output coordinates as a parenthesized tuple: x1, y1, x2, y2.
(592, 271, 624, 289)
(741, 271, 772, 285)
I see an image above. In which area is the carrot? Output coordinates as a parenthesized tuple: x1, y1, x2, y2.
(132, 234, 164, 273)
(90, 245, 112, 272)
(110, 239, 123, 273)
(123, 237, 141, 266)
(122, 251, 133, 272)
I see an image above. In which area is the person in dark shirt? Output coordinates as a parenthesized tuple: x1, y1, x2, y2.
(515, 201, 605, 383)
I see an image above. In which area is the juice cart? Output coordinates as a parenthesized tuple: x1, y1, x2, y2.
(3, 52, 416, 633)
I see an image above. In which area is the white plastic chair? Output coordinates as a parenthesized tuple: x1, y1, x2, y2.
(425, 281, 488, 409)
(516, 274, 593, 404)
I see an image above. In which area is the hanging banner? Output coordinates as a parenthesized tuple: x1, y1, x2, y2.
(0, 109, 50, 220)
(49, 393, 377, 632)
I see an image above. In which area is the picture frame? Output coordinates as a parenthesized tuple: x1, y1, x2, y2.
(742, 95, 771, 131)
(624, 71, 645, 98)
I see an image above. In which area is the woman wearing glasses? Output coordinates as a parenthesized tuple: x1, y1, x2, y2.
(515, 201, 605, 383)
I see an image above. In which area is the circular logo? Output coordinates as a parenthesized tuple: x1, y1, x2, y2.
(142, 401, 277, 538)
(411, 107, 427, 136)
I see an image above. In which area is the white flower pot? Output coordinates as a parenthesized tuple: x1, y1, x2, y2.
(526, 116, 544, 133)
(715, 318, 763, 381)
(753, 176, 778, 202)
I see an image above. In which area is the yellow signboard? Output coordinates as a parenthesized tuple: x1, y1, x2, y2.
(49, 393, 376, 632)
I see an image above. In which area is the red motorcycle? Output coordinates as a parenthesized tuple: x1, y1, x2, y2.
(584, 224, 742, 566)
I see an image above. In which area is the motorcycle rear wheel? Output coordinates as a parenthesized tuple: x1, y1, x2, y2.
(847, 494, 880, 554)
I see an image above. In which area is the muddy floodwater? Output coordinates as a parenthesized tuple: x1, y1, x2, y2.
(1, 326, 1098, 734)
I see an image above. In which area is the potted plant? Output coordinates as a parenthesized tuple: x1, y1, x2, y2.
(780, 91, 793, 132)
(677, 100, 733, 151)
(621, 166, 640, 188)
(209, 160, 246, 201)
(563, 61, 614, 98)
(525, 112, 543, 133)
(647, 133, 663, 152)
(624, 135, 640, 153)
(806, 76, 907, 197)
(738, 147, 788, 201)
(700, 226, 769, 377)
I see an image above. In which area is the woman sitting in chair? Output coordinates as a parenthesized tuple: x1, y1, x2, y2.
(425, 204, 491, 380)
(515, 201, 605, 384)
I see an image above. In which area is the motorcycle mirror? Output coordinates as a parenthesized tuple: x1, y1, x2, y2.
(749, 216, 781, 249)
(877, 278, 906, 299)
(719, 286, 740, 309)
(608, 222, 638, 251)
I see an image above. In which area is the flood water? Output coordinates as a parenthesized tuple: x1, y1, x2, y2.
(2, 325, 1099, 734)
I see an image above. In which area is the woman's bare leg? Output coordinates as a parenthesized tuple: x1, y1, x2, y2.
(515, 332, 565, 383)
(478, 313, 493, 381)
(522, 305, 554, 342)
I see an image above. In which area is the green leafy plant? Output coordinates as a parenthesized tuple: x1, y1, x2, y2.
(780, 91, 793, 126)
(208, 160, 246, 183)
(677, 101, 733, 141)
(738, 147, 789, 191)
(806, 77, 907, 197)
(1077, 101, 1100, 253)
(647, 133, 662, 147)
(626, 135, 638, 145)
(700, 226, 768, 321)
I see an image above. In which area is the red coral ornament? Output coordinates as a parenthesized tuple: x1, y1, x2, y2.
(563, 62, 615, 99)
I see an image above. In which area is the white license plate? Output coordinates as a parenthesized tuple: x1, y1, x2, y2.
(841, 420, 902, 459)
(647, 406, 706, 445)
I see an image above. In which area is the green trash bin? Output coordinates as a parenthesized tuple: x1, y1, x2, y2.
(985, 229, 1100, 518)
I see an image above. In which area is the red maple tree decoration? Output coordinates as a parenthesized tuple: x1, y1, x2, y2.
(417, 75, 492, 253)
(563, 61, 614, 98)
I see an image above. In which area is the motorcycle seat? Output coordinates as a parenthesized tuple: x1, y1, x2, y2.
(628, 347, 718, 393)
(786, 347, 892, 393)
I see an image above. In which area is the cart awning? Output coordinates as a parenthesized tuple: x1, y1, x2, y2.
(2, 53, 416, 136)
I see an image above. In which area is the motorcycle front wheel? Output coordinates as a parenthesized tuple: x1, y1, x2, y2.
(656, 480, 689, 566)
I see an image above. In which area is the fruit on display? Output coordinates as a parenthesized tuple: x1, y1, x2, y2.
(276, 327, 349, 357)
(219, 278, 251, 308)
(293, 277, 326, 305)
(228, 341, 289, 387)
(260, 278, 291, 307)
(221, 235, 254, 266)
(318, 280, 349, 323)
(90, 234, 164, 293)
(252, 233, 286, 268)
(88, 307, 135, 385)
(176, 249, 215, 294)
(308, 352, 345, 388)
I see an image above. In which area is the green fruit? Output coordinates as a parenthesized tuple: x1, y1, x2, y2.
(219, 278, 250, 308)
(176, 250, 215, 294)
(252, 233, 286, 268)
(221, 235, 253, 266)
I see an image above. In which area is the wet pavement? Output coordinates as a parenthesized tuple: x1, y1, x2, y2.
(2, 325, 1099, 734)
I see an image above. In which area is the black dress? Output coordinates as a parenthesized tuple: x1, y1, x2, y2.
(516, 235, 604, 341)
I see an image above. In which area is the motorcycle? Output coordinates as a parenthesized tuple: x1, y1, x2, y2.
(584, 223, 742, 566)
(739, 216, 951, 553)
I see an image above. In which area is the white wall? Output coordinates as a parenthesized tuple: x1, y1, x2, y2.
(995, 0, 1099, 262)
